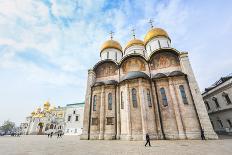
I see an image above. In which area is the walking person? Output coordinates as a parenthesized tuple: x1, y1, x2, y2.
(47, 133, 50, 138)
(201, 129, 206, 140)
(145, 133, 151, 147)
(50, 132, 53, 138)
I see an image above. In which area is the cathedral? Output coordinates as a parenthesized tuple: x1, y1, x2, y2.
(81, 23, 218, 140)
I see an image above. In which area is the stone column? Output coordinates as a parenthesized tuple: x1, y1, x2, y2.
(179, 52, 218, 139)
(116, 85, 121, 139)
(126, 83, 132, 140)
(80, 69, 96, 140)
(138, 79, 148, 140)
(99, 86, 105, 139)
(168, 78, 186, 139)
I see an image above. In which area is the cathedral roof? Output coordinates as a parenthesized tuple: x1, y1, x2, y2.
(144, 28, 170, 45)
(120, 71, 150, 82)
(100, 39, 122, 53)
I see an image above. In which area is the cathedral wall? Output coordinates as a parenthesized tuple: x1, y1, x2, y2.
(90, 86, 101, 139)
(155, 78, 179, 139)
(101, 48, 122, 61)
(146, 37, 171, 56)
(124, 45, 145, 56)
(119, 83, 128, 137)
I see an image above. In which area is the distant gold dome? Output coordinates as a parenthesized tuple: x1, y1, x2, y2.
(44, 101, 50, 107)
(100, 40, 122, 53)
(31, 111, 35, 115)
(125, 39, 144, 51)
(144, 28, 170, 44)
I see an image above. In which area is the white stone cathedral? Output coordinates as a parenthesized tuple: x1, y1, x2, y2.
(81, 23, 218, 140)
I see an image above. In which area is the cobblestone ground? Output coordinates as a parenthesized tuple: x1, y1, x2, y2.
(0, 135, 232, 155)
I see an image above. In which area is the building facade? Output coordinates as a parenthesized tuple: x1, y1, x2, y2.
(25, 101, 65, 135)
(202, 74, 232, 135)
(81, 25, 218, 140)
(64, 103, 85, 135)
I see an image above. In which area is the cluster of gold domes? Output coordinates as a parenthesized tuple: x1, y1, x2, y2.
(100, 27, 169, 53)
(30, 101, 54, 118)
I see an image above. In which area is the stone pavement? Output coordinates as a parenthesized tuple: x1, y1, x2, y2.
(0, 135, 232, 155)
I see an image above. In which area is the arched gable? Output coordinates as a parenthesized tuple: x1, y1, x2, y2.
(93, 59, 119, 78)
(119, 54, 148, 74)
(149, 48, 180, 70)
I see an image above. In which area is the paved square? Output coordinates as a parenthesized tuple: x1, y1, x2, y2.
(0, 135, 232, 155)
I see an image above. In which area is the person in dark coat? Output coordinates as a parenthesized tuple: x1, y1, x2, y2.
(201, 129, 206, 140)
(145, 133, 151, 147)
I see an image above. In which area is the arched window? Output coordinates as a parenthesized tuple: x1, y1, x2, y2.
(121, 91, 124, 109)
(132, 88, 138, 108)
(93, 95, 97, 111)
(160, 87, 168, 107)
(222, 92, 231, 104)
(107, 52, 109, 59)
(179, 85, 188, 104)
(212, 97, 220, 108)
(108, 93, 112, 110)
(115, 52, 117, 61)
(147, 89, 152, 107)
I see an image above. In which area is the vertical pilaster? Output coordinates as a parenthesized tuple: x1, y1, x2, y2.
(179, 52, 218, 139)
(116, 86, 121, 139)
(126, 83, 132, 140)
(138, 79, 148, 140)
(168, 78, 186, 139)
(99, 86, 105, 139)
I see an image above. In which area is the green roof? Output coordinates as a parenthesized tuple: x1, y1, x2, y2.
(66, 102, 85, 107)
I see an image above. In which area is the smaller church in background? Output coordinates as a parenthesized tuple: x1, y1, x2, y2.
(81, 20, 218, 140)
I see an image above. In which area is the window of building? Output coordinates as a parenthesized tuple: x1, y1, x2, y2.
(106, 117, 114, 125)
(107, 52, 109, 59)
(121, 91, 124, 109)
(160, 87, 168, 107)
(132, 88, 138, 108)
(108, 93, 112, 110)
(91, 118, 98, 125)
(222, 92, 231, 104)
(149, 45, 152, 53)
(227, 119, 232, 128)
(93, 95, 97, 111)
(217, 120, 223, 128)
(50, 124, 54, 129)
(212, 97, 220, 108)
(75, 116, 79, 121)
(179, 85, 188, 104)
(75, 129, 77, 133)
(204, 101, 211, 110)
(147, 89, 152, 107)
(68, 116, 71, 122)
(73, 110, 76, 114)
(67, 129, 69, 133)
(115, 52, 117, 61)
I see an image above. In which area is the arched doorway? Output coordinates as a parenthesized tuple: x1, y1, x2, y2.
(38, 122, 44, 135)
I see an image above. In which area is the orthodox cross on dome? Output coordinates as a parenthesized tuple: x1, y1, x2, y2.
(131, 28, 136, 39)
(109, 31, 114, 40)
(149, 19, 154, 29)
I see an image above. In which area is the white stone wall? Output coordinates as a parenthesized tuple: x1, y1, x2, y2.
(124, 45, 145, 56)
(101, 48, 122, 62)
(145, 37, 171, 56)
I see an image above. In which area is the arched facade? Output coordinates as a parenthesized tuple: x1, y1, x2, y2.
(81, 27, 218, 140)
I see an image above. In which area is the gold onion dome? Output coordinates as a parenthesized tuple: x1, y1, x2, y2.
(100, 40, 122, 53)
(44, 101, 50, 107)
(125, 39, 144, 51)
(144, 28, 170, 45)
(31, 111, 35, 115)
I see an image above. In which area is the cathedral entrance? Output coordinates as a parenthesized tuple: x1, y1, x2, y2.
(37, 122, 44, 135)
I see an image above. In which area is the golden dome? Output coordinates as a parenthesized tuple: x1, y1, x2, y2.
(144, 28, 170, 44)
(100, 40, 122, 53)
(125, 39, 144, 51)
(44, 101, 50, 107)
(31, 111, 35, 115)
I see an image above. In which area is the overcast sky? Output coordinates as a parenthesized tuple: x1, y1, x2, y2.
(0, 0, 232, 125)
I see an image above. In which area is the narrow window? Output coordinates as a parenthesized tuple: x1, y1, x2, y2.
(160, 87, 168, 107)
(115, 52, 117, 61)
(212, 97, 220, 108)
(106, 117, 114, 125)
(222, 92, 231, 104)
(143, 50, 146, 56)
(204, 101, 211, 110)
(73, 110, 76, 114)
(147, 89, 152, 107)
(218, 120, 223, 128)
(107, 52, 109, 59)
(167, 40, 170, 47)
(227, 119, 232, 128)
(68, 116, 71, 122)
(158, 40, 161, 48)
(93, 95, 97, 111)
(108, 93, 112, 110)
(132, 88, 138, 108)
(179, 85, 188, 104)
(75, 116, 79, 121)
(149, 45, 152, 52)
(121, 91, 124, 109)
